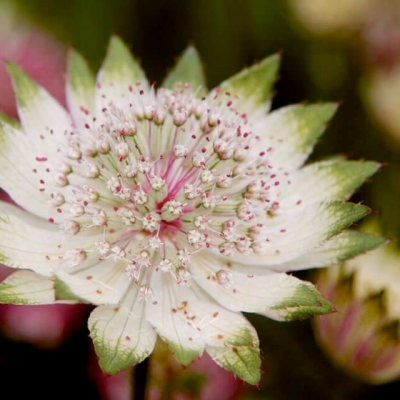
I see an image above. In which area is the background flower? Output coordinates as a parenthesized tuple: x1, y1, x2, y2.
(314, 223, 400, 384)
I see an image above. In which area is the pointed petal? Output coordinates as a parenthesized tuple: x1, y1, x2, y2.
(192, 253, 332, 320)
(89, 286, 157, 374)
(0, 202, 64, 276)
(254, 103, 338, 170)
(7, 62, 71, 154)
(214, 54, 280, 117)
(0, 118, 60, 220)
(66, 49, 96, 129)
(96, 36, 147, 110)
(0, 270, 55, 305)
(206, 328, 261, 385)
(146, 273, 205, 366)
(170, 284, 261, 384)
(228, 201, 370, 266)
(279, 160, 380, 211)
(272, 231, 386, 272)
(163, 46, 207, 95)
(0, 111, 19, 128)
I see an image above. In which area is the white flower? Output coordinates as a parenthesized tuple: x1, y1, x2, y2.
(0, 37, 382, 384)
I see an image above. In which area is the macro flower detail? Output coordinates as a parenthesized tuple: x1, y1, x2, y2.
(0, 37, 383, 384)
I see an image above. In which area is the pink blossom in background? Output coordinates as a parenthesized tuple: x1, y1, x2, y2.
(0, 6, 89, 349)
(89, 347, 132, 400)
(90, 345, 243, 400)
(314, 260, 400, 385)
(0, 4, 66, 117)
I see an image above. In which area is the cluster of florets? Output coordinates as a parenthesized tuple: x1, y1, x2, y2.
(40, 82, 289, 300)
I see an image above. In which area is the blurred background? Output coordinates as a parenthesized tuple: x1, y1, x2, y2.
(1, 0, 400, 398)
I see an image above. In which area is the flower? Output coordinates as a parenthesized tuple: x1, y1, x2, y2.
(290, 0, 375, 36)
(313, 224, 400, 384)
(0, 36, 382, 384)
(363, 64, 400, 146)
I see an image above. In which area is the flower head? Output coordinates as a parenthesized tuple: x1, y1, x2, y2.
(0, 37, 382, 384)
(313, 223, 400, 384)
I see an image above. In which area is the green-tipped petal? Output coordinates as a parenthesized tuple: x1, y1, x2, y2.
(215, 201, 370, 267)
(193, 252, 333, 321)
(215, 54, 280, 117)
(146, 273, 204, 366)
(163, 46, 207, 95)
(0, 112, 19, 128)
(66, 49, 95, 128)
(54, 278, 89, 303)
(0, 270, 55, 305)
(255, 103, 338, 170)
(269, 283, 333, 321)
(101, 36, 146, 82)
(207, 328, 261, 385)
(6, 62, 71, 153)
(96, 36, 147, 110)
(273, 231, 386, 272)
(89, 288, 157, 375)
(280, 160, 380, 210)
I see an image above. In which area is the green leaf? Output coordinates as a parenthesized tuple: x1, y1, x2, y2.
(207, 328, 261, 385)
(0, 270, 55, 305)
(163, 46, 207, 95)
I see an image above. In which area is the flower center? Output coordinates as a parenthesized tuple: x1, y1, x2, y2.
(45, 82, 289, 295)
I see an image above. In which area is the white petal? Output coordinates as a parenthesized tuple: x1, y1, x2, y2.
(96, 36, 147, 112)
(163, 46, 207, 95)
(89, 284, 157, 374)
(270, 231, 385, 273)
(278, 160, 379, 211)
(0, 202, 65, 276)
(172, 283, 259, 348)
(0, 270, 55, 305)
(66, 49, 96, 130)
(146, 272, 205, 366)
(191, 252, 332, 321)
(229, 201, 369, 266)
(213, 54, 280, 118)
(253, 103, 337, 171)
(55, 256, 131, 305)
(0, 118, 60, 220)
(166, 283, 262, 385)
(7, 63, 72, 155)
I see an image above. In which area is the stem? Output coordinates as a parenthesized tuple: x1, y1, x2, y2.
(133, 357, 150, 400)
